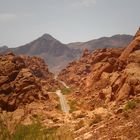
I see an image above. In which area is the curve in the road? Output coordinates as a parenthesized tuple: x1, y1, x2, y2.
(56, 90, 70, 113)
(55, 77, 70, 113)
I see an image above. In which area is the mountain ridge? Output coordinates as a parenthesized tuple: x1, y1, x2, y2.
(67, 34, 133, 50)
(0, 33, 133, 73)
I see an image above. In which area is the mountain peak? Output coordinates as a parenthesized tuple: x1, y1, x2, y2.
(41, 33, 56, 40)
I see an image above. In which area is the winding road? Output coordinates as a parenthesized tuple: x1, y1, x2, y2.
(56, 90, 70, 113)
(54, 76, 70, 113)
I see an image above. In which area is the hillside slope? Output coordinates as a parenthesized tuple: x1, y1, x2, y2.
(68, 34, 133, 50)
(58, 28, 140, 139)
(59, 30, 139, 102)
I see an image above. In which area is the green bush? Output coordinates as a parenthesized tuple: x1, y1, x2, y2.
(12, 118, 48, 140)
(124, 100, 137, 111)
(12, 122, 73, 140)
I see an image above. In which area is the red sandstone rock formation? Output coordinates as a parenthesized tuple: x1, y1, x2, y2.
(59, 28, 140, 104)
(0, 53, 55, 111)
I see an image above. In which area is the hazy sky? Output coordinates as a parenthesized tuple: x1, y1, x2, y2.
(0, 0, 140, 47)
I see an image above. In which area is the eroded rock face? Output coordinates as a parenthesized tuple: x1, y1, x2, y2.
(21, 55, 54, 79)
(0, 53, 54, 111)
(59, 28, 140, 105)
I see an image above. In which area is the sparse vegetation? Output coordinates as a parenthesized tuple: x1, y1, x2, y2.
(61, 87, 73, 95)
(0, 117, 74, 140)
(69, 100, 77, 113)
(12, 121, 44, 140)
(124, 100, 137, 111)
(13, 124, 74, 140)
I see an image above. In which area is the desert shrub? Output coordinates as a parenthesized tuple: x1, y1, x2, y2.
(61, 87, 73, 95)
(124, 100, 137, 111)
(0, 117, 74, 140)
(12, 122, 43, 140)
(13, 124, 69, 140)
(12, 118, 59, 140)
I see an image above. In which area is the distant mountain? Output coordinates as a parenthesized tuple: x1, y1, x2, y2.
(67, 34, 133, 50)
(10, 34, 81, 73)
(0, 34, 133, 74)
(0, 45, 8, 53)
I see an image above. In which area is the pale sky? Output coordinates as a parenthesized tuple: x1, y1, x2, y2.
(0, 0, 140, 47)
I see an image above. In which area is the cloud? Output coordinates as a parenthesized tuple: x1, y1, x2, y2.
(71, 0, 96, 7)
(0, 13, 17, 22)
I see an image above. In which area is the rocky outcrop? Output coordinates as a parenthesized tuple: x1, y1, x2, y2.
(0, 53, 55, 111)
(115, 28, 140, 71)
(59, 28, 140, 105)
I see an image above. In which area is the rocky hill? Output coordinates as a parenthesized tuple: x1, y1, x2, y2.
(57, 29, 140, 139)
(59, 28, 140, 104)
(0, 52, 59, 112)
